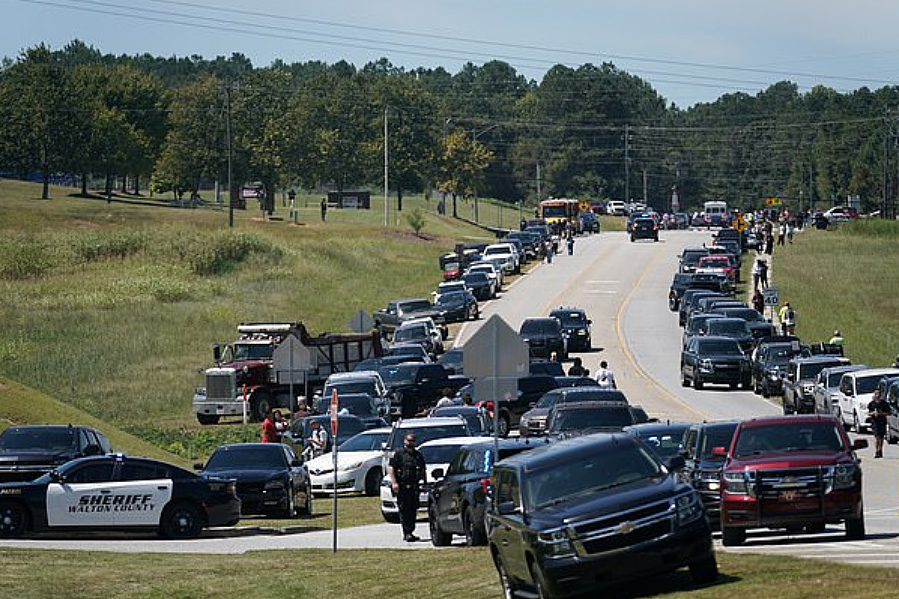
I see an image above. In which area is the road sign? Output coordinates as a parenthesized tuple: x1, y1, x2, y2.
(765, 197, 782, 207)
(347, 309, 375, 333)
(330, 389, 339, 436)
(763, 287, 779, 306)
(732, 215, 748, 232)
(463, 315, 529, 380)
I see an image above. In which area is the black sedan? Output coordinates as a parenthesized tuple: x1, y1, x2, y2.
(433, 290, 479, 323)
(197, 443, 311, 519)
(681, 335, 752, 390)
(0, 454, 241, 538)
(461, 272, 493, 301)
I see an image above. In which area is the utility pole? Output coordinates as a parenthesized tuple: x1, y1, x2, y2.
(624, 124, 631, 203)
(384, 106, 389, 228)
(536, 162, 541, 203)
(642, 169, 648, 205)
(225, 83, 233, 229)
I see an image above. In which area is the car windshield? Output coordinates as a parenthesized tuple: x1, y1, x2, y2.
(699, 425, 738, 459)
(549, 406, 633, 432)
(436, 292, 466, 307)
(551, 311, 586, 326)
(827, 371, 847, 387)
(331, 396, 377, 417)
(394, 325, 428, 343)
(733, 422, 844, 457)
(389, 345, 427, 358)
(420, 444, 466, 465)
(636, 429, 687, 460)
(525, 444, 663, 509)
(379, 365, 420, 386)
(724, 309, 764, 323)
(339, 431, 389, 452)
(483, 247, 508, 257)
(205, 446, 285, 470)
(390, 424, 470, 450)
(697, 339, 742, 355)
(324, 381, 377, 397)
(520, 320, 559, 335)
(535, 392, 564, 409)
(798, 363, 833, 380)
(0, 428, 77, 451)
(232, 342, 273, 361)
(707, 320, 748, 335)
(401, 300, 432, 312)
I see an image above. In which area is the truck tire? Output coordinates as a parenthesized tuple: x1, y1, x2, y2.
(196, 413, 220, 425)
(159, 502, 203, 539)
(846, 514, 866, 540)
(429, 504, 452, 547)
(250, 391, 274, 423)
(0, 501, 28, 538)
(721, 526, 746, 547)
(497, 411, 511, 438)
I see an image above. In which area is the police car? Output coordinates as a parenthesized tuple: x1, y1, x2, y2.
(0, 454, 241, 539)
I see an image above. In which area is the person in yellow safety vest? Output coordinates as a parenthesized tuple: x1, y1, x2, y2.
(778, 302, 796, 335)
(829, 330, 844, 347)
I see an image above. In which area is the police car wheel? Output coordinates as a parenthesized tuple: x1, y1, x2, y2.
(273, 488, 296, 519)
(160, 502, 203, 539)
(300, 485, 313, 516)
(0, 501, 28, 538)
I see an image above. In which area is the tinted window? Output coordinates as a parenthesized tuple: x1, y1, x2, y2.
(734, 422, 844, 456)
(857, 375, 884, 395)
(699, 425, 738, 458)
(339, 431, 389, 452)
(401, 300, 432, 312)
(66, 462, 114, 484)
(798, 362, 835, 380)
(120, 462, 177, 481)
(520, 319, 560, 335)
(525, 444, 662, 509)
(232, 342, 273, 361)
(390, 424, 470, 450)
(549, 406, 634, 432)
(420, 444, 466, 465)
(697, 339, 742, 355)
(205, 446, 287, 470)
(0, 428, 78, 451)
(707, 320, 748, 335)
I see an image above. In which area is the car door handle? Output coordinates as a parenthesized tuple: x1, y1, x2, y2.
(157, 486, 168, 491)
(99, 489, 111, 494)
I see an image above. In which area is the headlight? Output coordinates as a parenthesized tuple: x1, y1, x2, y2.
(699, 359, 714, 373)
(699, 471, 721, 491)
(802, 384, 815, 395)
(338, 461, 363, 472)
(264, 479, 286, 491)
(674, 492, 704, 524)
(826, 463, 858, 492)
(723, 470, 755, 497)
(537, 528, 575, 558)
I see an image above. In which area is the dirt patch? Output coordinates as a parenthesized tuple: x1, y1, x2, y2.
(379, 229, 439, 243)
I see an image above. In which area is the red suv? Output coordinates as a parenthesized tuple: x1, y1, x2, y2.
(716, 414, 867, 546)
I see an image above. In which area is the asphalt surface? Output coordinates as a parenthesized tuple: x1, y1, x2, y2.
(1, 227, 896, 566)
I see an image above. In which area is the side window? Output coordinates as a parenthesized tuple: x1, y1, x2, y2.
(840, 377, 852, 396)
(495, 469, 521, 510)
(682, 428, 698, 459)
(78, 429, 92, 451)
(66, 463, 114, 484)
(446, 448, 468, 476)
(120, 463, 168, 481)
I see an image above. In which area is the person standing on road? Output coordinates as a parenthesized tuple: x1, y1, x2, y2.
(320, 197, 327, 221)
(595, 361, 617, 389)
(260, 409, 278, 443)
(566, 233, 575, 255)
(778, 302, 796, 335)
(545, 239, 554, 264)
(568, 357, 589, 377)
(388, 433, 426, 542)
(752, 288, 765, 315)
(868, 388, 891, 458)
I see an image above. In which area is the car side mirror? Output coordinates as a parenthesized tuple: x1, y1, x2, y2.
(711, 446, 727, 457)
(666, 455, 686, 471)
(852, 439, 869, 451)
(431, 468, 445, 479)
(380, 442, 388, 451)
(497, 501, 519, 516)
(49, 470, 66, 483)
(193, 462, 204, 471)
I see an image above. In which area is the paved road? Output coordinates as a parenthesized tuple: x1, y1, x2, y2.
(2, 228, 896, 566)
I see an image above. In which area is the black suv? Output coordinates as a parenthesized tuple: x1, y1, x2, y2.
(487, 434, 717, 598)
(630, 217, 659, 242)
(548, 307, 592, 352)
(427, 437, 547, 547)
(546, 401, 638, 438)
(681, 336, 752, 390)
(519, 387, 629, 437)
(0, 425, 111, 482)
(681, 420, 739, 526)
(519, 317, 567, 360)
(751, 337, 807, 397)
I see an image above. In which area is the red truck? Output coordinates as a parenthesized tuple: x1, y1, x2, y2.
(716, 414, 867, 546)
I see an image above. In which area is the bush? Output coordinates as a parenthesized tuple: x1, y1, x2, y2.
(405, 208, 426, 236)
(0, 236, 54, 279)
(186, 232, 283, 276)
(71, 230, 148, 262)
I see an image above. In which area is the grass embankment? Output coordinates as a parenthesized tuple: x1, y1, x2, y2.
(772, 220, 899, 367)
(0, 550, 897, 599)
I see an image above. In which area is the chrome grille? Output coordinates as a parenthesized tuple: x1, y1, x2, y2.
(570, 497, 675, 556)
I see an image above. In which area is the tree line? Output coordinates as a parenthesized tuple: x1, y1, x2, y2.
(2, 40, 899, 215)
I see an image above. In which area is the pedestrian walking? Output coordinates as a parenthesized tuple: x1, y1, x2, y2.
(260, 408, 278, 443)
(868, 388, 891, 458)
(545, 240, 554, 264)
(387, 433, 426, 541)
(752, 288, 765, 315)
(777, 221, 786, 246)
(758, 258, 768, 288)
(566, 234, 575, 256)
(595, 361, 617, 389)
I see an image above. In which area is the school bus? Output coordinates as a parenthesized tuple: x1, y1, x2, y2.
(538, 198, 580, 227)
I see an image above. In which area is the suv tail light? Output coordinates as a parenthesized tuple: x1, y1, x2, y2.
(480, 476, 491, 496)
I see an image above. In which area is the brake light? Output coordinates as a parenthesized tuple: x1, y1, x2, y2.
(480, 477, 491, 495)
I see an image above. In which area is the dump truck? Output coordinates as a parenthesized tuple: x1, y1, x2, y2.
(192, 322, 384, 424)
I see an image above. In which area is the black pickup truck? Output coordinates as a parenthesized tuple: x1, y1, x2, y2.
(380, 363, 469, 419)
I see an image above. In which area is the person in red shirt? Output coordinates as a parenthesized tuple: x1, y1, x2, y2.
(260, 409, 278, 443)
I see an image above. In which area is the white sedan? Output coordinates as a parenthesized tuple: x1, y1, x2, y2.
(305, 427, 390, 496)
(379, 436, 478, 523)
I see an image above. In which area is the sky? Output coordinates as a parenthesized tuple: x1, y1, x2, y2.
(4, 0, 899, 108)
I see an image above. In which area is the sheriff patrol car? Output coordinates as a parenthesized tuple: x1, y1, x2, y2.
(0, 454, 241, 538)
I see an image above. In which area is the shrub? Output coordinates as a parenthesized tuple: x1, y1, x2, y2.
(0, 237, 54, 280)
(187, 232, 283, 276)
(405, 208, 426, 236)
(71, 230, 148, 262)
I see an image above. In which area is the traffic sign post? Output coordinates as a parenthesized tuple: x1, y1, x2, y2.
(330, 389, 339, 553)
(763, 287, 779, 306)
(347, 309, 375, 334)
(732, 215, 748, 232)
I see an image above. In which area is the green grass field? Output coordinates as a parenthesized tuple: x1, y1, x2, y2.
(0, 549, 897, 599)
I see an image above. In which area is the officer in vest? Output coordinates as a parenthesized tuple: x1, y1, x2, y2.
(388, 433, 426, 542)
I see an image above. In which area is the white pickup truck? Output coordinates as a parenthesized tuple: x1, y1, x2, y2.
(837, 367, 899, 432)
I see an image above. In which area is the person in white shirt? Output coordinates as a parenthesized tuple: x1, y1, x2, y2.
(595, 361, 617, 389)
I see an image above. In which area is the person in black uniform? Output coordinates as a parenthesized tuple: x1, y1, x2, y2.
(868, 388, 891, 458)
(388, 433, 426, 541)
